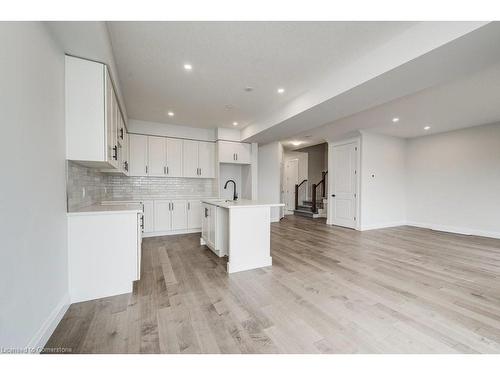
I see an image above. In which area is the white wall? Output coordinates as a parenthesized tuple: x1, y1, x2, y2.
(258, 142, 283, 222)
(360, 132, 407, 230)
(0, 23, 69, 349)
(406, 123, 500, 238)
(128, 119, 216, 141)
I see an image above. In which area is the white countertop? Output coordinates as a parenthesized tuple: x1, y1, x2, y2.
(68, 202, 143, 216)
(201, 199, 285, 209)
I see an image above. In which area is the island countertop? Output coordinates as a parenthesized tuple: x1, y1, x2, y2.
(201, 199, 285, 209)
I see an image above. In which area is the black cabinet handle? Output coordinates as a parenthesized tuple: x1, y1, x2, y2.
(140, 215, 144, 230)
(331, 194, 336, 197)
(204, 207, 208, 218)
(113, 145, 118, 160)
(124, 161, 128, 171)
(120, 128, 124, 140)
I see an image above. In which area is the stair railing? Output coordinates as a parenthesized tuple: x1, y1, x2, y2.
(311, 171, 328, 213)
(294, 179, 308, 210)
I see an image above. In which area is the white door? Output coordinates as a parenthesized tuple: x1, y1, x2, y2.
(142, 200, 154, 233)
(330, 141, 358, 229)
(153, 200, 172, 232)
(284, 159, 299, 212)
(183, 140, 199, 177)
(171, 200, 188, 231)
(187, 200, 202, 229)
(199, 142, 215, 178)
(166, 138, 183, 177)
(129, 134, 148, 176)
(148, 136, 166, 176)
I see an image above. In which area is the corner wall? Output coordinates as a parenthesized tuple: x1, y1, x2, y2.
(258, 142, 283, 222)
(360, 132, 407, 230)
(0, 22, 69, 349)
(406, 122, 500, 238)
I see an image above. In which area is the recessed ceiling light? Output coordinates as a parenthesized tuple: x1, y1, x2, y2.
(183, 63, 192, 71)
(392, 117, 400, 123)
(277, 88, 285, 94)
(424, 126, 431, 130)
(291, 141, 302, 146)
(233, 122, 238, 126)
(167, 111, 174, 117)
(244, 86, 254, 92)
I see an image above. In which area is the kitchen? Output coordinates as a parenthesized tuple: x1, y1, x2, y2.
(64, 55, 283, 303)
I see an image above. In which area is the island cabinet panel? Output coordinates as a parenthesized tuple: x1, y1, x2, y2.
(142, 200, 154, 233)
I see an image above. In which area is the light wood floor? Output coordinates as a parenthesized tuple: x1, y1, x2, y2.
(45, 216, 500, 353)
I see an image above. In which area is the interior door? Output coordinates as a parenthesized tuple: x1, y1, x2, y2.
(198, 142, 215, 178)
(183, 140, 199, 177)
(331, 141, 358, 229)
(166, 138, 183, 177)
(187, 200, 202, 229)
(153, 200, 172, 232)
(148, 136, 166, 176)
(171, 200, 188, 231)
(284, 159, 299, 212)
(129, 134, 148, 176)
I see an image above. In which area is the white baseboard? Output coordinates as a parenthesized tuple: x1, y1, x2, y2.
(360, 221, 408, 231)
(142, 228, 201, 238)
(28, 293, 70, 353)
(407, 221, 500, 239)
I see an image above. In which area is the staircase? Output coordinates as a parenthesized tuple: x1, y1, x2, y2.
(293, 171, 328, 219)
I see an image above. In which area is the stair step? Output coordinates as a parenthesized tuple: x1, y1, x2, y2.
(293, 209, 321, 218)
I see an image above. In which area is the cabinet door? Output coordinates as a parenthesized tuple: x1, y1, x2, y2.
(171, 200, 188, 231)
(187, 200, 202, 229)
(143, 201, 154, 233)
(166, 138, 183, 177)
(122, 132, 129, 175)
(105, 71, 118, 168)
(235, 143, 252, 164)
(208, 205, 216, 247)
(183, 140, 199, 177)
(129, 134, 148, 176)
(153, 200, 172, 232)
(217, 141, 237, 163)
(148, 136, 166, 176)
(201, 204, 209, 241)
(198, 142, 215, 178)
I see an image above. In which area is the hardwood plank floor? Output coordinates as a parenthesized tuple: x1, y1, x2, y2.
(45, 216, 500, 353)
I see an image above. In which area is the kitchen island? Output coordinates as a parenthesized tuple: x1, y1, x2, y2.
(200, 199, 284, 273)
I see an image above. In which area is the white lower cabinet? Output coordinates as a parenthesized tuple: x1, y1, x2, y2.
(187, 200, 202, 229)
(201, 203, 228, 257)
(171, 200, 188, 230)
(153, 200, 172, 231)
(142, 200, 154, 233)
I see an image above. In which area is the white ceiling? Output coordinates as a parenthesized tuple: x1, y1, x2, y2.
(107, 21, 416, 129)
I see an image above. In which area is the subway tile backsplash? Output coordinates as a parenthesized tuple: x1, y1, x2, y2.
(67, 161, 217, 211)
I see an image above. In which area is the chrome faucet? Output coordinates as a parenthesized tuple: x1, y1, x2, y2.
(224, 179, 238, 201)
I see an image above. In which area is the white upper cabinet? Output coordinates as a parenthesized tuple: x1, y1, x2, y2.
(217, 141, 251, 164)
(147, 136, 166, 176)
(121, 132, 130, 175)
(183, 140, 215, 178)
(129, 134, 148, 176)
(166, 138, 183, 177)
(66, 56, 125, 170)
(183, 140, 200, 177)
(199, 142, 216, 178)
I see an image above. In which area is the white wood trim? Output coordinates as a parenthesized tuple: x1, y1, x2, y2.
(407, 222, 500, 240)
(142, 228, 201, 238)
(27, 293, 70, 353)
